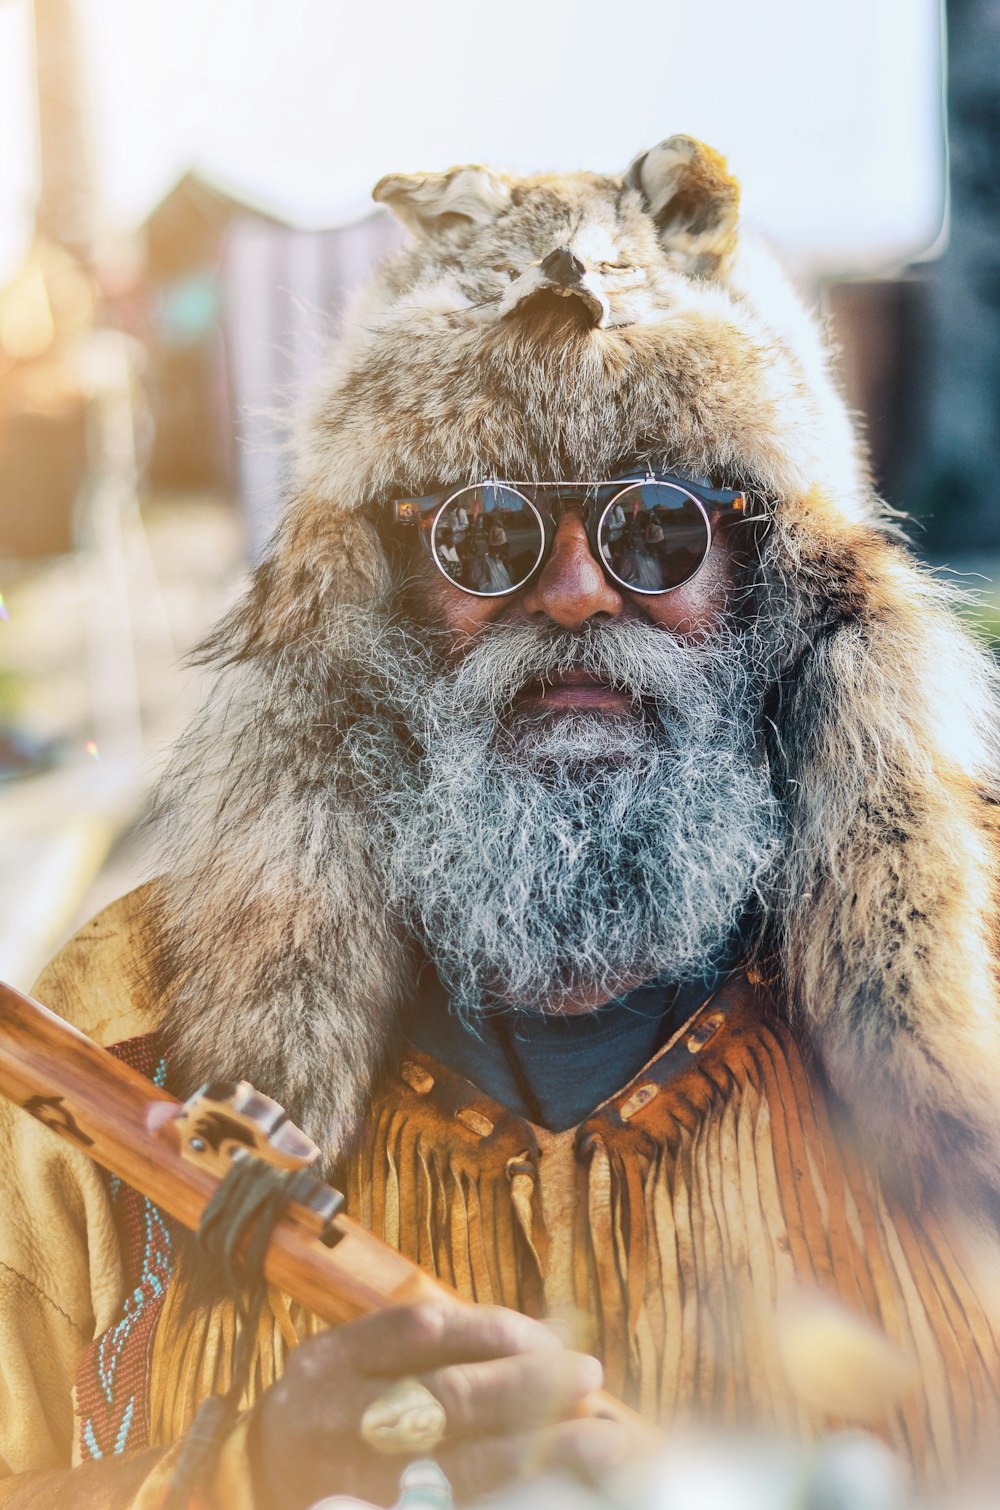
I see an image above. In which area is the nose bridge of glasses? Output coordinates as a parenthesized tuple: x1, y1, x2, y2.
(520, 482, 606, 531)
(416, 476, 726, 600)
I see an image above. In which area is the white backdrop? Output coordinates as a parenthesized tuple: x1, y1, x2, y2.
(0, 0, 945, 287)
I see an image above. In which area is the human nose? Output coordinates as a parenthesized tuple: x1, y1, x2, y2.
(518, 510, 624, 629)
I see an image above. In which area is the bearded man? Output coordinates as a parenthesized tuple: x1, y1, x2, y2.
(1, 136, 999, 1509)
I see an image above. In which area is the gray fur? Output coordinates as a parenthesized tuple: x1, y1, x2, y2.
(150, 137, 1000, 1214)
(375, 617, 785, 1018)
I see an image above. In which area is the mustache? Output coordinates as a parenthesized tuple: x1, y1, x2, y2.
(419, 618, 760, 729)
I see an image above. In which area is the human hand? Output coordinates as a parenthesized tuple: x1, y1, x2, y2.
(251, 1300, 628, 1509)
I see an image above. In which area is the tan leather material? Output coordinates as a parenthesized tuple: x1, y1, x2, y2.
(336, 976, 1000, 1484)
(0, 1448, 173, 1509)
(148, 1269, 326, 1450)
(3, 896, 999, 1498)
(343, 1047, 548, 1317)
(0, 891, 161, 1489)
(554, 974, 1000, 1471)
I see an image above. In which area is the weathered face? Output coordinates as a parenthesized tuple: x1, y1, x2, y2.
(407, 498, 741, 694)
(363, 439, 775, 1016)
(361, 493, 782, 1015)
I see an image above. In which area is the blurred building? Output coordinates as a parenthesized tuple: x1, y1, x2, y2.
(0, 240, 93, 559)
(907, 0, 1000, 555)
(137, 175, 403, 556)
(4, 0, 976, 562)
(825, 0, 1000, 562)
(824, 275, 927, 519)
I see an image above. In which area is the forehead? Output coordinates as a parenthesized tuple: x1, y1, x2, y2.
(481, 175, 645, 257)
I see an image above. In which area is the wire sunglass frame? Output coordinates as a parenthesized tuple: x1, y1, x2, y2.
(385, 472, 750, 599)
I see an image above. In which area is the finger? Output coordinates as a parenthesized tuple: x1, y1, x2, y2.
(539, 1418, 631, 1478)
(440, 1418, 629, 1501)
(422, 1350, 603, 1439)
(338, 1302, 562, 1376)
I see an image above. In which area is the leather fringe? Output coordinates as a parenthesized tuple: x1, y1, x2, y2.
(143, 1019, 1000, 1488)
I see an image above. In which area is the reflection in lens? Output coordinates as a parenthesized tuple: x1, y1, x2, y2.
(599, 482, 710, 593)
(432, 485, 545, 597)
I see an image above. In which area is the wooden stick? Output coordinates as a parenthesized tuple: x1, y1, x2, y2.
(0, 977, 653, 1442)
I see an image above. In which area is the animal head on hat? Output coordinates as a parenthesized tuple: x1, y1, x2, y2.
(153, 138, 1000, 1222)
(371, 135, 739, 323)
(293, 134, 863, 528)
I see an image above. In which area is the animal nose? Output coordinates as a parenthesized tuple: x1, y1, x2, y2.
(539, 246, 586, 288)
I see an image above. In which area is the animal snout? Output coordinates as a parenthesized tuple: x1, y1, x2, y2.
(539, 246, 586, 287)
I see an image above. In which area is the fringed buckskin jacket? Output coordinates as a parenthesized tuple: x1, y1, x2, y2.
(4, 135, 1000, 1504)
(0, 884, 998, 1507)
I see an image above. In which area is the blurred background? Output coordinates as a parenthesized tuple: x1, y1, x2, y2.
(0, 0, 997, 988)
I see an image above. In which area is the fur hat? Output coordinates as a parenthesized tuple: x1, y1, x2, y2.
(151, 137, 1000, 1219)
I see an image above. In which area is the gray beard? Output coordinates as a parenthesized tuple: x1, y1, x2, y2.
(340, 614, 785, 1017)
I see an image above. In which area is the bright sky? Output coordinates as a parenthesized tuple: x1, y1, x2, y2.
(0, 0, 37, 285)
(1, 0, 944, 286)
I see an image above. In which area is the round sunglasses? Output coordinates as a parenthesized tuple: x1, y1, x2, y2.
(384, 473, 749, 598)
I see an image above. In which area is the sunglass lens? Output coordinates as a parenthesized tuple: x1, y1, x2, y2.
(598, 482, 711, 592)
(432, 485, 544, 596)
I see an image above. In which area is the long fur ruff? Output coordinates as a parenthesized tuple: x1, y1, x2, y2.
(149, 138, 1000, 1217)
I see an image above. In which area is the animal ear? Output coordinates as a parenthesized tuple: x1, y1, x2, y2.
(625, 135, 740, 277)
(372, 165, 510, 242)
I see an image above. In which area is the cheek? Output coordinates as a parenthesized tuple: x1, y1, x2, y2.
(640, 543, 736, 639)
(405, 554, 503, 641)
(402, 529, 742, 642)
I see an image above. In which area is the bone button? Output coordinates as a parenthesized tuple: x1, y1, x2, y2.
(686, 1012, 725, 1053)
(400, 1061, 435, 1095)
(619, 1083, 659, 1120)
(455, 1106, 494, 1138)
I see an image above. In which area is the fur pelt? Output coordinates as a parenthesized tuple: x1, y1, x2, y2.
(149, 136, 1000, 1217)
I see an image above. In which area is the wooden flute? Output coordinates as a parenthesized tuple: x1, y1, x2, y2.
(0, 976, 652, 1444)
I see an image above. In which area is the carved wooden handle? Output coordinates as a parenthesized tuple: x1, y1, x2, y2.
(0, 978, 654, 1445)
